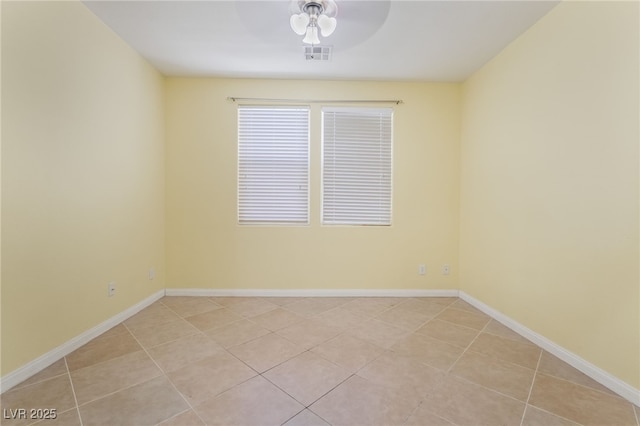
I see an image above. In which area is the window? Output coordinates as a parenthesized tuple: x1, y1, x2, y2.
(322, 107, 393, 225)
(238, 106, 309, 224)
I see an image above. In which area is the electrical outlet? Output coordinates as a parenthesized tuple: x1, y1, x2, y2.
(149, 268, 155, 280)
(108, 281, 116, 297)
(418, 264, 426, 275)
(443, 265, 450, 275)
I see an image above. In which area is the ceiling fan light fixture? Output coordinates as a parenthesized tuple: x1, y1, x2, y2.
(302, 25, 321, 45)
(317, 14, 336, 37)
(290, 13, 309, 35)
(289, 0, 338, 45)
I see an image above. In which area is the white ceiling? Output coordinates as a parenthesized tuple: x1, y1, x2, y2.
(83, 0, 559, 82)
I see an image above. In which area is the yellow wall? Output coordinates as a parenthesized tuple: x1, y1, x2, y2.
(165, 79, 461, 291)
(460, 1, 639, 388)
(1, 1, 166, 375)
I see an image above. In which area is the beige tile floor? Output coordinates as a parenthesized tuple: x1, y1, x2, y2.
(2, 296, 639, 426)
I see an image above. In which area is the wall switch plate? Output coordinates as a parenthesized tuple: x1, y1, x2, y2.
(108, 281, 116, 297)
(418, 264, 426, 275)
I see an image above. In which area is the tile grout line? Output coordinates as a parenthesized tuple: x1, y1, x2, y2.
(444, 318, 490, 374)
(424, 314, 487, 333)
(446, 372, 534, 409)
(65, 352, 168, 407)
(219, 326, 351, 426)
(393, 304, 453, 339)
(277, 409, 306, 426)
(525, 405, 589, 426)
(434, 310, 540, 345)
(444, 305, 490, 318)
(304, 408, 334, 426)
(372, 305, 434, 333)
(400, 399, 461, 426)
(432, 321, 544, 416)
(174, 303, 315, 421)
(534, 368, 635, 402)
(154, 408, 195, 426)
(390, 302, 460, 425)
(121, 322, 208, 426)
(401, 400, 428, 426)
(158, 299, 220, 316)
(481, 328, 536, 346)
(261, 358, 356, 424)
(424, 321, 542, 426)
(520, 348, 543, 426)
(442, 320, 544, 374)
(63, 357, 84, 426)
(336, 297, 407, 321)
(386, 303, 484, 425)
(4, 371, 68, 393)
(412, 325, 477, 350)
(247, 300, 409, 424)
(433, 317, 549, 422)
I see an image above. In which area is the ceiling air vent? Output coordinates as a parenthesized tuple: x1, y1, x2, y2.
(304, 46, 332, 61)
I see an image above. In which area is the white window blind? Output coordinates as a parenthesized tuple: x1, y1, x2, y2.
(322, 107, 393, 225)
(238, 106, 309, 224)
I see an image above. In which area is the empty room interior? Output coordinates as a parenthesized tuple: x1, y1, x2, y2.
(1, 0, 639, 425)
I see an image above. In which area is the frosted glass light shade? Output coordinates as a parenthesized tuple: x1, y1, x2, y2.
(290, 13, 310, 35)
(302, 26, 320, 45)
(317, 14, 336, 37)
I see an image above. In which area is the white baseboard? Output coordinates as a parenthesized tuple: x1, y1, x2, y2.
(164, 288, 460, 298)
(161, 286, 640, 406)
(0, 290, 165, 394)
(3, 287, 637, 407)
(459, 291, 640, 407)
